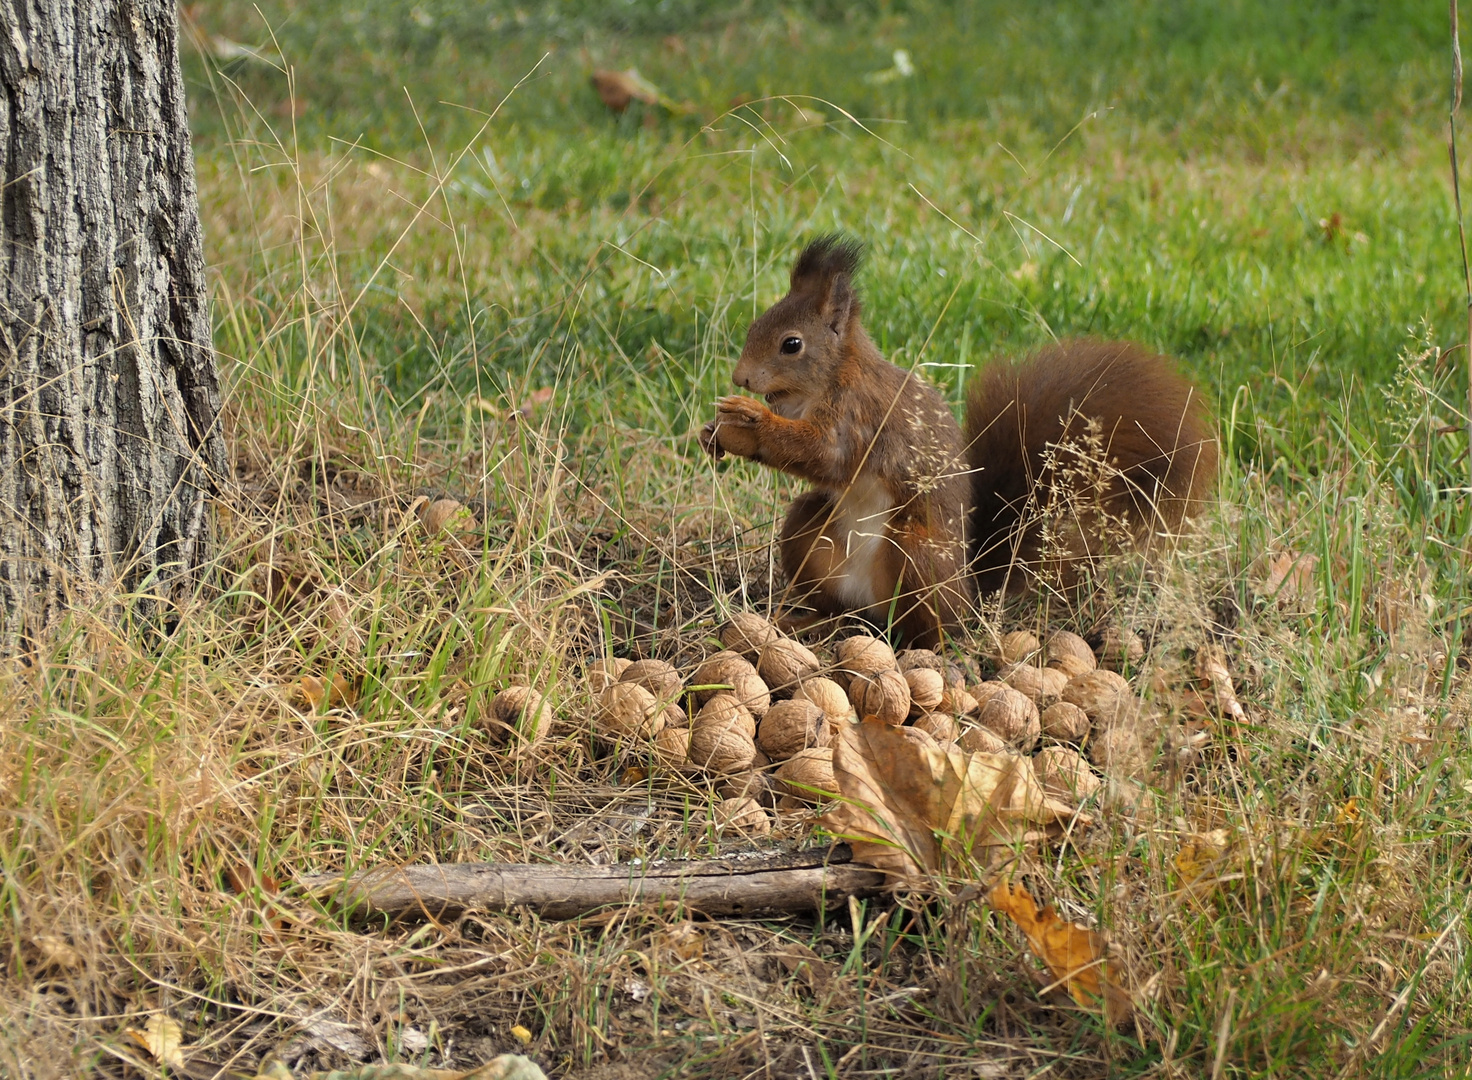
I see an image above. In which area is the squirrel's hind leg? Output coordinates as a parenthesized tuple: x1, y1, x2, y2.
(777, 491, 853, 622)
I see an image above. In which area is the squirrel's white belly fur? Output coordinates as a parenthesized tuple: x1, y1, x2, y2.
(830, 475, 895, 611)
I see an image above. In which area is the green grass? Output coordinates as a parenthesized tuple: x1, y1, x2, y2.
(0, 1, 1468, 1076)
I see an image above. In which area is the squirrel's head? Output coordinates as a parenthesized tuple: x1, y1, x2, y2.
(732, 234, 864, 418)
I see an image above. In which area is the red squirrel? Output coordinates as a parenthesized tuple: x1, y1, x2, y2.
(700, 236, 1217, 647)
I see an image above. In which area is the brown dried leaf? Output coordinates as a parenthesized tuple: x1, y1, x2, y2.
(590, 69, 661, 112)
(511, 386, 555, 421)
(822, 717, 1082, 887)
(770, 940, 834, 995)
(418, 498, 478, 536)
(1262, 550, 1318, 610)
(989, 882, 1132, 1024)
(1195, 646, 1245, 720)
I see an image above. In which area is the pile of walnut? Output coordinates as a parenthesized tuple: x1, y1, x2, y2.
(590, 613, 1153, 837)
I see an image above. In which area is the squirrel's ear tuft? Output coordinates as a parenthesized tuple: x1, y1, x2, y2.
(790, 234, 864, 334)
(790, 234, 864, 292)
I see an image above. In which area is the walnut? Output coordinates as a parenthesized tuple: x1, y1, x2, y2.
(688, 722, 758, 775)
(976, 685, 1041, 752)
(1002, 663, 1068, 708)
(486, 686, 551, 747)
(599, 683, 667, 739)
(757, 638, 821, 692)
(757, 699, 829, 761)
(957, 722, 1009, 754)
(773, 747, 838, 802)
(691, 651, 770, 716)
(1062, 670, 1136, 726)
(791, 676, 853, 722)
(713, 796, 771, 836)
(619, 658, 682, 703)
(652, 725, 691, 769)
(587, 657, 633, 693)
(719, 612, 780, 660)
(1044, 631, 1096, 676)
(693, 693, 756, 739)
(996, 629, 1041, 666)
(848, 669, 910, 725)
(911, 711, 959, 744)
(1036, 745, 1102, 801)
(1040, 701, 1091, 742)
(903, 668, 945, 716)
(895, 648, 944, 673)
(835, 634, 897, 686)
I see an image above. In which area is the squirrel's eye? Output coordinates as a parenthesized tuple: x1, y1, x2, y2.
(780, 336, 803, 355)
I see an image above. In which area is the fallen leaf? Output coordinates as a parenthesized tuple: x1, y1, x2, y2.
(1173, 828, 1234, 897)
(770, 940, 834, 995)
(1195, 646, 1245, 721)
(510, 387, 554, 421)
(32, 934, 83, 971)
(304, 1017, 369, 1060)
(989, 882, 1132, 1024)
(294, 672, 355, 712)
(822, 717, 1083, 887)
(1262, 550, 1318, 610)
(654, 920, 706, 961)
(590, 69, 661, 112)
(125, 1014, 186, 1069)
(418, 498, 477, 536)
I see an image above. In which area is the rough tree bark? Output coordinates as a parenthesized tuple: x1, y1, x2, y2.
(0, 0, 223, 630)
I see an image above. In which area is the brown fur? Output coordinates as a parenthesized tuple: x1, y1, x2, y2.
(965, 338, 1217, 593)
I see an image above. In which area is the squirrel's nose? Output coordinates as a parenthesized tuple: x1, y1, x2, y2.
(734, 371, 750, 390)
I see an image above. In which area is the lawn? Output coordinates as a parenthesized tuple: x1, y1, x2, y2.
(2, 1, 1469, 1076)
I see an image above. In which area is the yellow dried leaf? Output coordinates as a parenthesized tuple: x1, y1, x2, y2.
(654, 920, 706, 961)
(1195, 646, 1245, 721)
(32, 933, 83, 971)
(294, 672, 355, 712)
(125, 1014, 186, 1069)
(1173, 828, 1233, 895)
(989, 882, 1131, 1024)
(822, 717, 1082, 887)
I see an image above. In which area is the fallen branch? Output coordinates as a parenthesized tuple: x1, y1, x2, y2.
(298, 845, 885, 922)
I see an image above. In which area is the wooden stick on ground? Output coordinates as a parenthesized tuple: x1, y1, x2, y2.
(298, 845, 887, 922)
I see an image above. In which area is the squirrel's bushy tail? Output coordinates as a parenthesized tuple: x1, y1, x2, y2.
(963, 338, 1217, 593)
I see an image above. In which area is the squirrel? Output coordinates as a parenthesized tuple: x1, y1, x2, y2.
(699, 235, 1217, 648)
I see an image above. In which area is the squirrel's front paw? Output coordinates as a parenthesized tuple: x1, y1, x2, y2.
(699, 418, 725, 460)
(705, 396, 768, 459)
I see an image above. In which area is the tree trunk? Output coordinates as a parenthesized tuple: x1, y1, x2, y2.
(0, 0, 222, 630)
